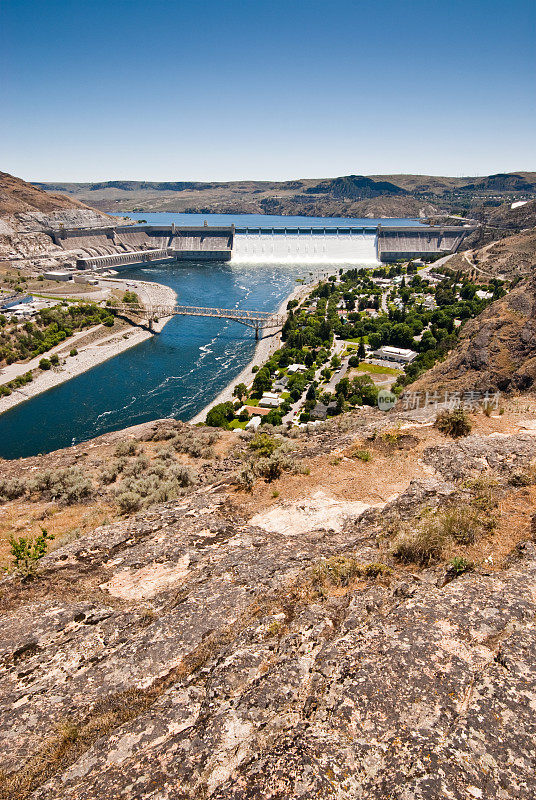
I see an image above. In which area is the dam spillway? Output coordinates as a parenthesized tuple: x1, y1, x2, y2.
(231, 227, 379, 264)
(47, 221, 475, 271)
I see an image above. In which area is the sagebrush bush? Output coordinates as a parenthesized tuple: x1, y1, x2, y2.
(114, 462, 196, 511)
(116, 491, 142, 513)
(29, 467, 93, 504)
(435, 408, 472, 438)
(114, 439, 139, 457)
(0, 477, 26, 501)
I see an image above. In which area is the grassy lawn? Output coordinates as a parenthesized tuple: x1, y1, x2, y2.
(280, 391, 291, 400)
(244, 397, 260, 407)
(355, 362, 402, 376)
(229, 419, 248, 430)
(345, 336, 369, 344)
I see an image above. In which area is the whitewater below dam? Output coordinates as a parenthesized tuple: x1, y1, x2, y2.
(0, 213, 417, 459)
(231, 230, 379, 264)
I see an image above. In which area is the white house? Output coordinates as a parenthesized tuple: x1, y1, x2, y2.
(371, 346, 417, 364)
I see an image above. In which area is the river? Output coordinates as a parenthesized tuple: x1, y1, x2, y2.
(0, 213, 418, 459)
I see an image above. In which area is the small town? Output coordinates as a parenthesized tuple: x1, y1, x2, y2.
(206, 261, 504, 430)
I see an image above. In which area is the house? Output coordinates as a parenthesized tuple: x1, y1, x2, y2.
(287, 364, 307, 374)
(273, 375, 289, 392)
(243, 405, 272, 417)
(259, 392, 281, 408)
(371, 346, 418, 364)
(245, 416, 262, 430)
(310, 402, 328, 421)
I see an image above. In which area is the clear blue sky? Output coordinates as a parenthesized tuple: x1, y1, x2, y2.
(1, 0, 535, 181)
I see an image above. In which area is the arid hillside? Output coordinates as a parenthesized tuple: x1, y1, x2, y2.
(34, 171, 536, 220)
(0, 171, 92, 216)
(409, 226, 536, 397)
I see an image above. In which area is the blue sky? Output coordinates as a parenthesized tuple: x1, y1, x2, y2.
(1, 0, 535, 181)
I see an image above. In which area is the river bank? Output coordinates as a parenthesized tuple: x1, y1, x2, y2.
(0, 279, 176, 416)
(188, 280, 314, 425)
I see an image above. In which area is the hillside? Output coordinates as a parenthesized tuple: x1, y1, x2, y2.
(34, 171, 536, 221)
(0, 171, 91, 216)
(410, 226, 536, 396)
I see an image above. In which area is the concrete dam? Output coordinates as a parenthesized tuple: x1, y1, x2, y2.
(48, 222, 474, 271)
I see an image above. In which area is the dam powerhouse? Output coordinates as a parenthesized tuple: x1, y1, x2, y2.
(43, 222, 475, 275)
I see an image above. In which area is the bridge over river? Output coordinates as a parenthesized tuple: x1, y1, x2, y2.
(109, 302, 285, 338)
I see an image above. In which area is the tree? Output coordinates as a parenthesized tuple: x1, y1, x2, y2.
(206, 402, 235, 429)
(252, 367, 272, 395)
(368, 332, 382, 350)
(358, 337, 366, 359)
(233, 383, 247, 401)
(10, 528, 54, 579)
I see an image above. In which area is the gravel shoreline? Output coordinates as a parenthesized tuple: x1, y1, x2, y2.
(0, 279, 176, 416)
(188, 280, 313, 425)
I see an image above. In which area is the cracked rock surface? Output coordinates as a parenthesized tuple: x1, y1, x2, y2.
(1, 426, 536, 799)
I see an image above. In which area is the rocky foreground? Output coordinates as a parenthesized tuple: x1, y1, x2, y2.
(1, 410, 535, 799)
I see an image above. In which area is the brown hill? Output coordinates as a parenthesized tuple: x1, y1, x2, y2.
(447, 225, 536, 281)
(0, 171, 91, 216)
(34, 172, 536, 220)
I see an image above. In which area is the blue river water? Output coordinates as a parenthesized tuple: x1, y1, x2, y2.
(0, 213, 419, 459)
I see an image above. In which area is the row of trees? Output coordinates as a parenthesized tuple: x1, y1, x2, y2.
(0, 304, 115, 366)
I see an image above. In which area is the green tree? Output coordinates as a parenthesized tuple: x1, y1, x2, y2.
(233, 383, 247, 401)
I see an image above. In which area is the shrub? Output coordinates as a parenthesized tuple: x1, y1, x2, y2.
(352, 449, 372, 462)
(249, 432, 278, 457)
(69, 348, 78, 357)
(39, 358, 51, 370)
(116, 491, 142, 514)
(436, 504, 479, 545)
(450, 556, 473, 575)
(29, 467, 93, 504)
(114, 439, 138, 457)
(0, 477, 26, 501)
(435, 408, 472, 438)
(9, 528, 54, 578)
(393, 526, 445, 566)
(236, 465, 256, 491)
(122, 454, 150, 477)
(50, 353, 60, 366)
(311, 556, 391, 589)
(509, 470, 532, 487)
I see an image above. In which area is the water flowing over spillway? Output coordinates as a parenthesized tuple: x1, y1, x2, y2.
(231, 230, 379, 264)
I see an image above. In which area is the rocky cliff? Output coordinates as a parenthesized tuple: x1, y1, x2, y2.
(1, 408, 536, 799)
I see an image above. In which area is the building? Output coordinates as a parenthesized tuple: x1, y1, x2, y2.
(287, 364, 307, 374)
(259, 392, 281, 408)
(371, 346, 418, 364)
(43, 271, 73, 281)
(310, 403, 328, 421)
(245, 416, 262, 430)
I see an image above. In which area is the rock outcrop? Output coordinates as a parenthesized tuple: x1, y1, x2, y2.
(1, 420, 536, 799)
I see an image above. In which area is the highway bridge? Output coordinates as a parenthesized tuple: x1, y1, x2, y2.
(109, 303, 285, 338)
